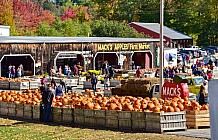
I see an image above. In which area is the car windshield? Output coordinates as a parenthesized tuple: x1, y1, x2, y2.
(193, 78, 204, 85)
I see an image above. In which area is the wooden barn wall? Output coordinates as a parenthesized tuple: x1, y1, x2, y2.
(0, 42, 154, 72)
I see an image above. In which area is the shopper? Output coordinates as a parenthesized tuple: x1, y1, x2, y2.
(136, 67, 142, 78)
(50, 78, 57, 88)
(91, 74, 98, 91)
(108, 66, 114, 79)
(41, 76, 46, 85)
(17, 66, 22, 78)
(42, 84, 55, 122)
(11, 65, 16, 78)
(60, 79, 66, 93)
(56, 84, 63, 96)
(104, 74, 109, 90)
(197, 85, 207, 105)
(8, 64, 12, 78)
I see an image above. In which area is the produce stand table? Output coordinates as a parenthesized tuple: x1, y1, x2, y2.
(10, 81, 29, 90)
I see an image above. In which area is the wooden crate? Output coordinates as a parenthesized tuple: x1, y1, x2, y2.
(52, 113, 62, 123)
(94, 110, 105, 118)
(74, 108, 84, 116)
(32, 111, 40, 120)
(10, 82, 29, 90)
(0, 108, 8, 115)
(7, 102, 15, 108)
(106, 110, 118, 118)
(95, 117, 106, 126)
(104, 90, 112, 97)
(74, 115, 84, 124)
(8, 107, 16, 117)
(118, 111, 131, 119)
(62, 114, 73, 124)
(186, 110, 210, 129)
(16, 109, 24, 117)
(23, 111, 32, 119)
(83, 81, 92, 89)
(52, 107, 62, 114)
(106, 117, 118, 129)
(132, 111, 145, 120)
(132, 111, 146, 131)
(1, 102, 8, 108)
(84, 109, 94, 117)
(29, 81, 39, 89)
(24, 104, 32, 112)
(62, 108, 73, 115)
(16, 104, 24, 110)
(110, 80, 121, 87)
(84, 117, 95, 126)
(145, 111, 187, 133)
(0, 81, 10, 89)
(132, 120, 146, 131)
(119, 119, 132, 130)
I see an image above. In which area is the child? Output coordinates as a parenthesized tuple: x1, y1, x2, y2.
(104, 75, 109, 90)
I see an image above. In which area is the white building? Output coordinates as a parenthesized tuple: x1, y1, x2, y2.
(0, 25, 10, 36)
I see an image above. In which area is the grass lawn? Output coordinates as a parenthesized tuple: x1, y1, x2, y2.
(0, 117, 205, 140)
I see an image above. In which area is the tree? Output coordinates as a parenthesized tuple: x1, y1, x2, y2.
(13, 0, 55, 34)
(0, 0, 15, 29)
(90, 19, 145, 38)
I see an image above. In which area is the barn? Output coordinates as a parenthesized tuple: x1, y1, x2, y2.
(129, 22, 193, 48)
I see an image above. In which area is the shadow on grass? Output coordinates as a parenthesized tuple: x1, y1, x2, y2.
(0, 115, 149, 134)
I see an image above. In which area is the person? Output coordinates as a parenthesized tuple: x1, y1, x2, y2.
(104, 74, 109, 90)
(108, 66, 114, 79)
(60, 79, 66, 93)
(17, 66, 22, 78)
(50, 78, 57, 88)
(20, 64, 24, 77)
(41, 76, 46, 85)
(67, 67, 71, 77)
(58, 66, 62, 75)
(56, 84, 63, 96)
(136, 67, 142, 78)
(11, 65, 16, 78)
(64, 65, 68, 75)
(50, 66, 56, 76)
(197, 85, 207, 105)
(8, 64, 12, 78)
(73, 65, 78, 76)
(91, 74, 98, 91)
(131, 62, 135, 70)
(207, 70, 213, 80)
(42, 84, 55, 122)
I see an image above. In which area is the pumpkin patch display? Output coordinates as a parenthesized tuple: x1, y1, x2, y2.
(0, 88, 209, 113)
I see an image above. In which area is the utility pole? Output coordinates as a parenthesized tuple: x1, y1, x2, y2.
(159, 0, 164, 93)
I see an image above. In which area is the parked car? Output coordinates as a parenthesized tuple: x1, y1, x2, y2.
(204, 46, 218, 53)
(198, 49, 207, 56)
(201, 48, 216, 55)
(183, 46, 199, 50)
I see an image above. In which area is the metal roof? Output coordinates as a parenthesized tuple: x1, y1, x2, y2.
(0, 36, 161, 44)
(130, 22, 192, 40)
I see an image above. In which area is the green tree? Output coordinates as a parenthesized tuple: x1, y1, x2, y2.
(90, 19, 145, 38)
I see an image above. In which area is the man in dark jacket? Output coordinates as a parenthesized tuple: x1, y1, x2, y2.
(42, 84, 55, 122)
(91, 74, 98, 91)
(56, 85, 63, 96)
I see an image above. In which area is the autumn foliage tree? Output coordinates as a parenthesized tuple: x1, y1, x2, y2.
(61, 6, 89, 22)
(0, 0, 15, 29)
(13, 0, 55, 34)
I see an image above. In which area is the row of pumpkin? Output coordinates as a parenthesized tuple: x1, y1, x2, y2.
(0, 89, 209, 113)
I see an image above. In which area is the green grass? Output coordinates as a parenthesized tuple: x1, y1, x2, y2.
(0, 118, 204, 140)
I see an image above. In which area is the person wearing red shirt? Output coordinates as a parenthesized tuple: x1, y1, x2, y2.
(136, 68, 142, 78)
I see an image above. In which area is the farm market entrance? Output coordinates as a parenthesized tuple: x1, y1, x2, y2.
(0, 54, 35, 77)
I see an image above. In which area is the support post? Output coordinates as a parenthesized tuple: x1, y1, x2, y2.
(159, 0, 164, 94)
